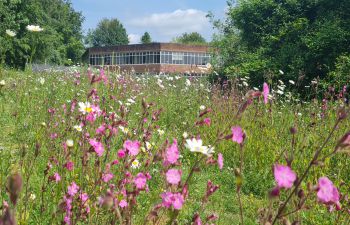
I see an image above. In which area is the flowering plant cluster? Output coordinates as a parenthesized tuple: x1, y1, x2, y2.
(0, 69, 349, 225)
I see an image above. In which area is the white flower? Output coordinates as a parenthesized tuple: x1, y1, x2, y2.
(253, 87, 259, 91)
(242, 81, 249, 87)
(145, 141, 152, 150)
(289, 80, 295, 85)
(38, 77, 45, 85)
(26, 25, 44, 32)
(182, 132, 189, 139)
(311, 80, 317, 84)
(0, 80, 5, 86)
(78, 102, 92, 114)
(279, 70, 284, 75)
(185, 138, 214, 156)
(276, 90, 284, 95)
(157, 129, 165, 136)
(185, 79, 191, 86)
(206, 63, 212, 69)
(119, 126, 129, 134)
(127, 98, 135, 104)
(131, 159, 140, 169)
(30, 194, 36, 201)
(73, 125, 82, 132)
(66, 139, 74, 147)
(199, 105, 206, 111)
(5, 29, 16, 37)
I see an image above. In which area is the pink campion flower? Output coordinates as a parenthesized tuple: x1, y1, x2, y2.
(160, 192, 185, 210)
(96, 124, 106, 135)
(89, 139, 104, 157)
(203, 118, 211, 126)
(263, 82, 269, 104)
(86, 112, 96, 123)
(102, 173, 114, 183)
(273, 164, 297, 189)
(64, 161, 74, 171)
(317, 177, 340, 206)
(231, 126, 244, 144)
(123, 140, 141, 156)
(119, 199, 128, 208)
(166, 169, 182, 185)
(218, 153, 224, 170)
(67, 182, 79, 196)
(165, 139, 179, 164)
(79, 193, 89, 203)
(171, 193, 184, 210)
(54, 173, 61, 182)
(134, 173, 147, 189)
(161, 192, 173, 208)
(117, 149, 126, 158)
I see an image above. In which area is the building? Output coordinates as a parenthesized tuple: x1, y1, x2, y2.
(88, 43, 212, 74)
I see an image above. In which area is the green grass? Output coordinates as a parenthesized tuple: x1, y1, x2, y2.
(0, 68, 349, 224)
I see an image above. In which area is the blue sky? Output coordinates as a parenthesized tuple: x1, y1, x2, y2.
(70, 0, 228, 43)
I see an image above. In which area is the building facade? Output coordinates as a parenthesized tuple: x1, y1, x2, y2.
(88, 43, 212, 74)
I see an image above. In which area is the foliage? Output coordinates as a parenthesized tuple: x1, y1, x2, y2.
(141, 31, 152, 44)
(0, 0, 85, 68)
(212, 0, 350, 93)
(172, 32, 207, 45)
(0, 68, 349, 224)
(85, 18, 129, 47)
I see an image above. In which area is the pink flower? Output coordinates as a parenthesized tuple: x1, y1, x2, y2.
(124, 140, 141, 156)
(161, 192, 185, 210)
(263, 82, 269, 104)
(119, 199, 128, 208)
(79, 193, 89, 203)
(134, 173, 147, 189)
(165, 139, 179, 164)
(89, 139, 104, 157)
(231, 126, 244, 144)
(64, 161, 74, 171)
(317, 177, 340, 206)
(218, 153, 223, 170)
(102, 173, 114, 183)
(117, 149, 126, 158)
(203, 118, 211, 126)
(166, 169, 182, 185)
(96, 124, 106, 135)
(67, 182, 79, 196)
(161, 192, 173, 208)
(54, 173, 61, 182)
(273, 164, 296, 189)
(171, 193, 184, 210)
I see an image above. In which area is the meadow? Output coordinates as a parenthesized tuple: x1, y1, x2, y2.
(0, 67, 349, 225)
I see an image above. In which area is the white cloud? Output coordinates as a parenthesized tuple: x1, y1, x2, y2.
(129, 9, 210, 38)
(128, 34, 140, 44)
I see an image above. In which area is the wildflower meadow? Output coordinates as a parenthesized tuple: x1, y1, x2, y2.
(0, 67, 349, 225)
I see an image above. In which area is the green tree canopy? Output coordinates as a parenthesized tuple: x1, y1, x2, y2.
(140, 32, 151, 44)
(172, 32, 206, 45)
(0, 0, 85, 68)
(213, 0, 350, 92)
(86, 18, 129, 47)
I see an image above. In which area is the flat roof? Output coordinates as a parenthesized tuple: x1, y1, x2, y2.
(89, 43, 210, 53)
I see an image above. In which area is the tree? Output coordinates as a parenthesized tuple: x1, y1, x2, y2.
(173, 32, 206, 45)
(212, 0, 350, 93)
(86, 18, 129, 47)
(0, 0, 85, 68)
(140, 32, 151, 44)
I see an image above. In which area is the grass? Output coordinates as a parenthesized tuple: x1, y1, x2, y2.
(0, 67, 349, 224)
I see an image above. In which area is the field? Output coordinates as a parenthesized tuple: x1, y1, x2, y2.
(0, 67, 349, 225)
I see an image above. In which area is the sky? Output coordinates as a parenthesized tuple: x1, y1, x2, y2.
(70, 0, 228, 44)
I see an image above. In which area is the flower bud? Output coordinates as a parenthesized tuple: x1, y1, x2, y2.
(7, 173, 23, 205)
